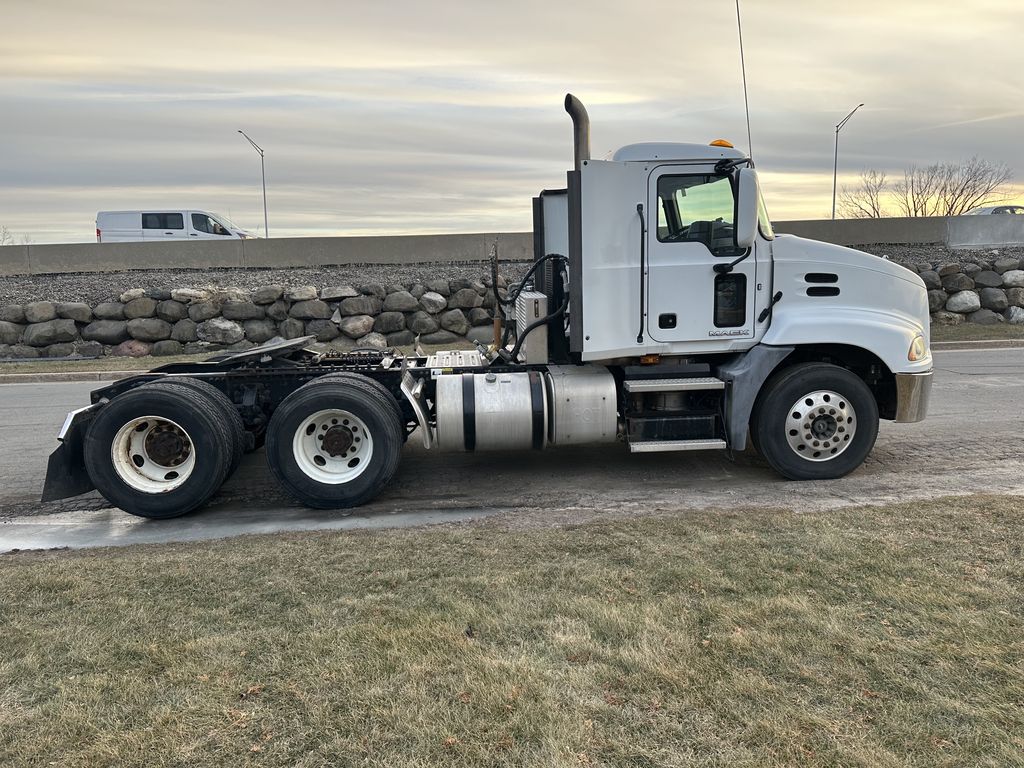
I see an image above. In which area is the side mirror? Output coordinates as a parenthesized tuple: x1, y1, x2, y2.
(734, 168, 759, 249)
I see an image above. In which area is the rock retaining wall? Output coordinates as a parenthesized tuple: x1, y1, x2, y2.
(897, 255, 1024, 326)
(0, 276, 508, 359)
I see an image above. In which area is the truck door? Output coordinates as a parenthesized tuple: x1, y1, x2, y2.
(645, 168, 765, 344)
(141, 212, 186, 240)
(188, 211, 236, 239)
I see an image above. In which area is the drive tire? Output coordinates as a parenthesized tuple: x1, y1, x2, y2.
(265, 375, 403, 509)
(142, 378, 248, 474)
(751, 363, 878, 481)
(83, 382, 234, 518)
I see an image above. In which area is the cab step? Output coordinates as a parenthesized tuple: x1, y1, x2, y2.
(623, 376, 725, 393)
(628, 438, 728, 453)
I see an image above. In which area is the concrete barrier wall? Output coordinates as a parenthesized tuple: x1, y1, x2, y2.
(0, 232, 534, 277)
(772, 217, 948, 245)
(947, 216, 1024, 249)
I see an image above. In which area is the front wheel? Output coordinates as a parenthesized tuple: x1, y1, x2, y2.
(751, 363, 879, 480)
(265, 375, 403, 509)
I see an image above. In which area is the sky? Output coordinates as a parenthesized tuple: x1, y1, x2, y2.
(1, 0, 1022, 244)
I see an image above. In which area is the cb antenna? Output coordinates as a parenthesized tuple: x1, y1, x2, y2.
(735, 0, 753, 158)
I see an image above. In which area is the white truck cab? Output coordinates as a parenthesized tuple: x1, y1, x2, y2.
(95, 210, 253, 242)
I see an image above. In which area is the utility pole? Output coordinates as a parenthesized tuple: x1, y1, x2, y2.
(832, 103, 864, 220)
(238, 130, 269, 237)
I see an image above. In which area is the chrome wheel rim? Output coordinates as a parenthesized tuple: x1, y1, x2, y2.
(785, 390, 857, 462)
(111, 416, 196, 492)
(292, 409, 373, 484)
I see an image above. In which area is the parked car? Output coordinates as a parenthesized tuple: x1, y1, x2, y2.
(96, 210, 255, 242)
(964, 205, 1024, 215)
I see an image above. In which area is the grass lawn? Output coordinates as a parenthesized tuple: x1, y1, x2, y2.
(930, 323, 1024, 342)
(1, 495, 1022, 767)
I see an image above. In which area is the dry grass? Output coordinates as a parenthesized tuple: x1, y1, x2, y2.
(1, 495, 1022, 767)
(930, 323, 1024, 342)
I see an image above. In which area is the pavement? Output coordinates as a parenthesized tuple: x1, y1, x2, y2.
(2, 347, 1023, 553)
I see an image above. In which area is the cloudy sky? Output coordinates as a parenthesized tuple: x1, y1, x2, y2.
(2, 0, 1022, 243)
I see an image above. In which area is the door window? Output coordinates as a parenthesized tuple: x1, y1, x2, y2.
(191, 213, 232, 235)
(656, 175, 742, 256)
(142, 213, 184, 230)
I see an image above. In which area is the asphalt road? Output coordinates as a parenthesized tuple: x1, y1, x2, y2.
(3, 347, 1023, 552)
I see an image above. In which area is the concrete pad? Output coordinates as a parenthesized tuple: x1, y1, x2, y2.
(0, 245, 31, 277)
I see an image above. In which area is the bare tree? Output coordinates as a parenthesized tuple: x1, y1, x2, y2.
(891, 158, 1012, 217)
(839, 170, 887, 218)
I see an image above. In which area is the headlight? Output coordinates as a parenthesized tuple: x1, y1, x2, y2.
(908, 334, 927, 362)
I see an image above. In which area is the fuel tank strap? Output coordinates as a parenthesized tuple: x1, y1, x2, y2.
(529, 371, 545, 450)
(461, 374, 476, 451)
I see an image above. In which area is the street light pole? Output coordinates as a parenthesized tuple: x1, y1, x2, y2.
(832, 103, 864, 220)
(238, 130, 268, 238)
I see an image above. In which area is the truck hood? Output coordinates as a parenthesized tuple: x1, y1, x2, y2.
(771, 234, 924, 289)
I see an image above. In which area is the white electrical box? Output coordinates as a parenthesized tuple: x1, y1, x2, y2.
(514, 290, 548, 364)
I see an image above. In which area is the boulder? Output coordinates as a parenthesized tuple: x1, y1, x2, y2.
(945, 290, 981, 314)
(973, 270, 1003, 289)
(306, 318, 340, 342)
(373, 311, 406, 334)
(450, 278, 472, 292)
(197, 318, 245, 344)
(56, 302, 92, 323)
(183, 342, 214, 355)
(470, 279, 487, 295)
(927, 290, 947, 314)
(155, 300, 188, 322)
(439, 309, 469, 335)
(127, 317, 173, 342)
(243, 319, 277, 343)
(339, 295, 382, 316)
(111, 339, 152, 357)
(284, 285, 318, 302)
(0, 321, 24, 345)
(0, 305, 25, 323)
(252, 285, 284, 304)
(1002, 270, 1024, 288)
(468, 307, 492, 326)
(225, 340, 256, 352)
(1006, 306, 1024, 325)
(188, 301, 220, 322)
(265, 300, 289, 321)
(340, 314, 376, 339)
(1007, 287, 1024, 307)
(327, 337, 357, 354)
(407, 311, 439, 335)
(123, 297, 158, 319)
(447, 288, 483, 309)
(44, 343, 76, 358)
(23, 319, 77, 347)
(24, 301, 57, 323)
(979, 287, 1008, 311)
(144, 288, 172, 301)
(10, 344, 39, 358)
(968, 309, 1004, 325)
(386, 330, 416, 347)
(425, 279, 450, 297)
(419, 330, 460, 345)
(466, 326, 496, 345)
(913, 262, 933, 274)
(961, 263, 981, 277)
(82, 320, 130, 345)
(930, 310, 964, 326)
(289, 300, 332, 320)
(419, 291, 448, 314)
(994, 257, 1021, 274)
(208, 287, 251, 304)
(278, 318, 307, 339)
(320, 285, 359, 301)
(171, 319, 198, 343)
(119, 288, 146, 303)
(92, 302, 125, 320)
(382, 290, 419, 312)
(170, 288, 212, 304)
(151, 340, 184, 357)
(221, 301, 265, 321)
(356, 332, 389, 349)
(0, 344, 11, 358)
(937, 263, 961, 277)
(358, 283, 387, 300)
(74, 341, 104, 358)
(940, 273, 974, 292)
(409, 283, 426, 299)
(918, 271, 941, 290)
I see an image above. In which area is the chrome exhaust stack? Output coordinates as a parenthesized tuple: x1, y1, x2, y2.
(564, 93, 590, 171)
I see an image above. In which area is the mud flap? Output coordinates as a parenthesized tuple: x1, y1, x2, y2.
(40, 404, 99, 502)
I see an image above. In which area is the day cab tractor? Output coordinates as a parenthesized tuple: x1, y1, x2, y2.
(42, 95, 933, 518)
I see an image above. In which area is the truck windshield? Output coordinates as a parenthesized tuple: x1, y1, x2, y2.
(656, 174, 743, 256)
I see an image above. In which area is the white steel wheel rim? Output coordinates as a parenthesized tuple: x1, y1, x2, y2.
(292, 409, 374, 484)
(785, 390, 857, 462)
(111, 415, 196, 493)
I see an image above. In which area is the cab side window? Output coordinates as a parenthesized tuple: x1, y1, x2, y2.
(192, 213, 231, 235)
(656, 175, 742, 256)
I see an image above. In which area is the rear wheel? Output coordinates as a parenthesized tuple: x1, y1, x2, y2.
(83, 382, 234, 518)
(265, 375, 403, 509)
(752, 363, 878, 480)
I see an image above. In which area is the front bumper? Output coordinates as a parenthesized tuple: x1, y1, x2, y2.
(894, 370, 933, 423)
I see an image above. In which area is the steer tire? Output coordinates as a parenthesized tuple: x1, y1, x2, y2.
(83, 382, 234, 518)
(751, 363, 879, 481)
(265, 376, 403, 509)
(142, 378, 247, 475)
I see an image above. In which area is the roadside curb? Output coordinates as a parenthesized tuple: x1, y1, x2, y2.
(931, 339, 1024, 351)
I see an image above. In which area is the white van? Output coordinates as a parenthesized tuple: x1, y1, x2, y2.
(95, 210, 255, 242)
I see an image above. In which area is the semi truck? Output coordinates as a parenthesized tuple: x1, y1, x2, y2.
(43, 95, 933, 518)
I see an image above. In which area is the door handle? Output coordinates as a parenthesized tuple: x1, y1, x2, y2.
(189, 233, 198, 237)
